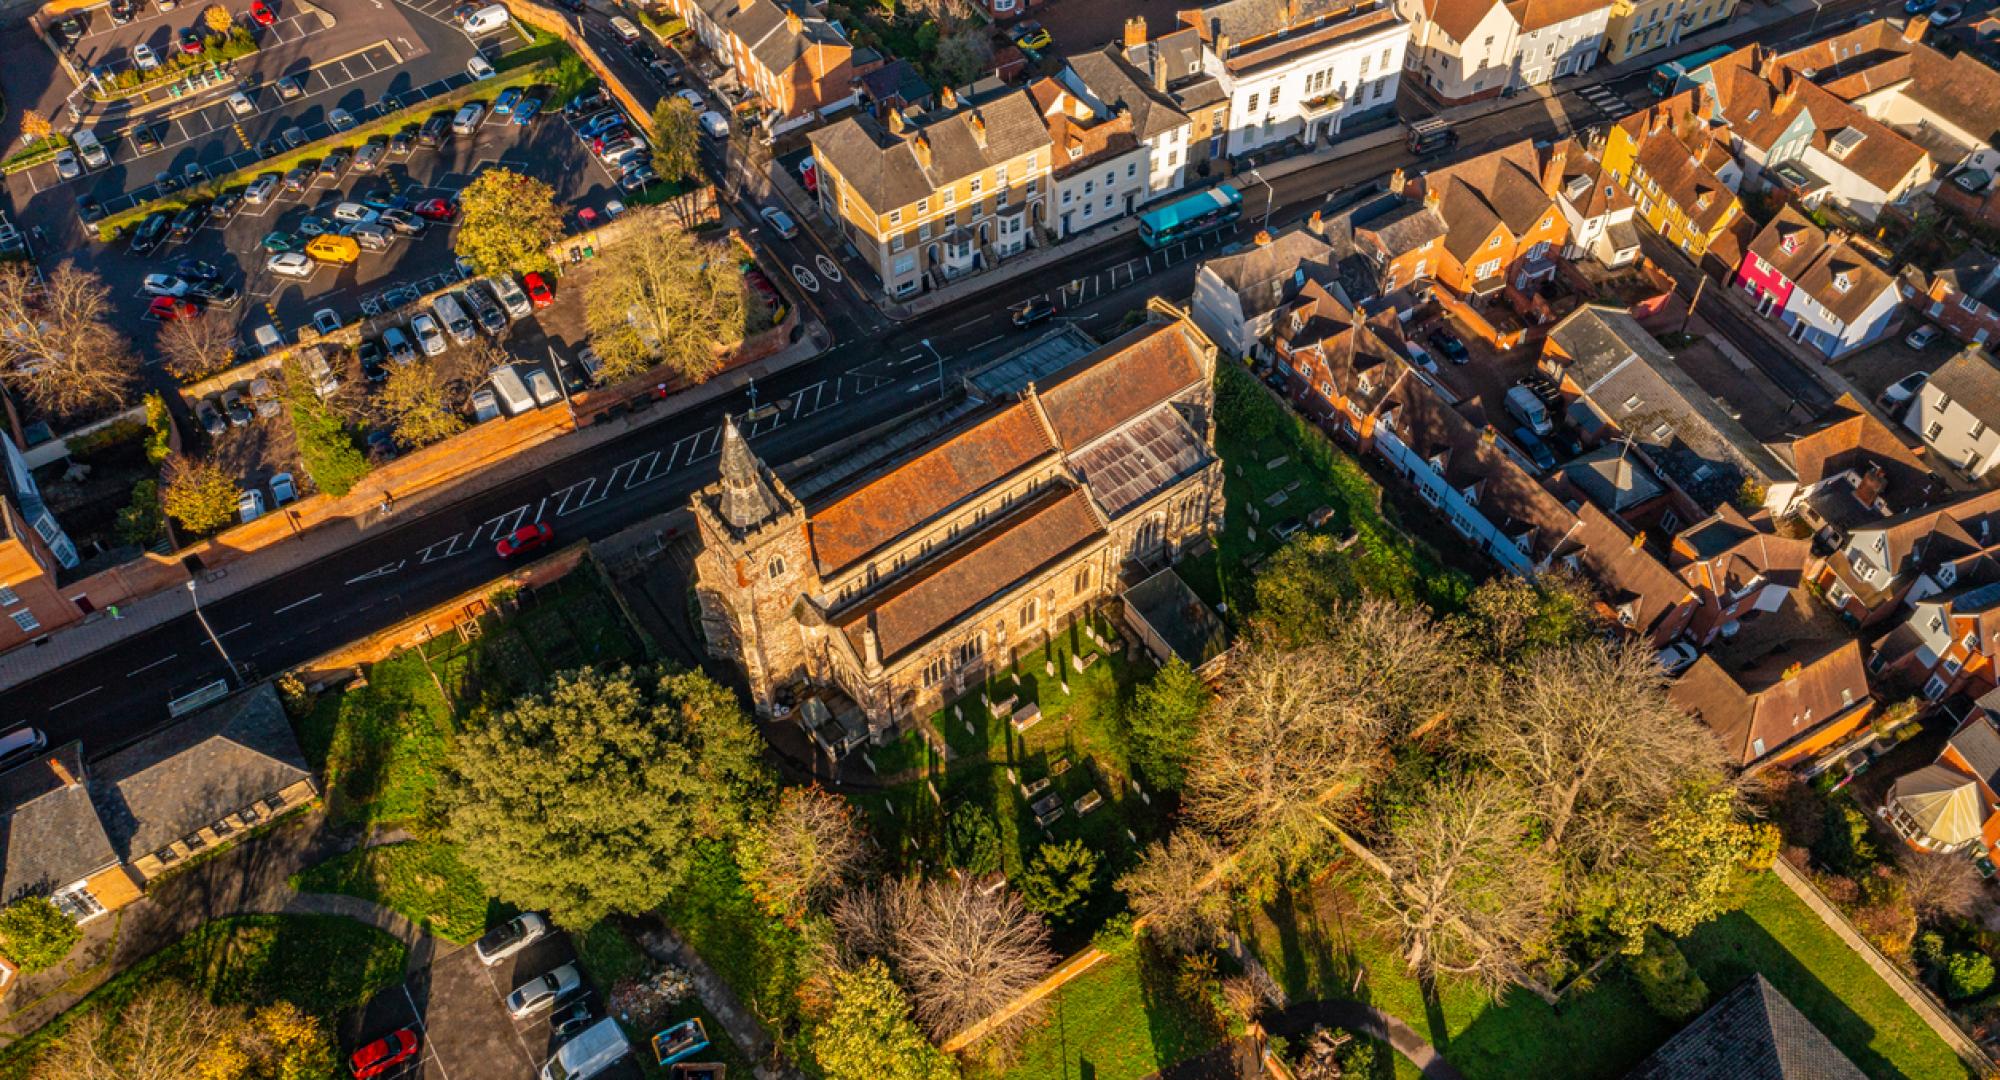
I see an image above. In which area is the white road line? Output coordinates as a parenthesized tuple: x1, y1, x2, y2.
(969, 334, 1003, 351)
(126, 653, 180, 677)
(399, 984, 451, 1080)
(219, 622, 252, 636)
(272, 592, 322, 614)
(49, 687, 104, 711)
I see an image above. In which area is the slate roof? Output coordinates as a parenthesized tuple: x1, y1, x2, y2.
(1036, 319, 1209, 449)
(688, 0, 847, 78)
(1067, 48, 1191, 142)
(834, 486, 1106, 662)
(857, 59, 931, 108)
(1202, 229, 1339, 321)
(1360, 201, 1449, 252)
(1561, 441, 1667, 512)
(0, 744, 119, 905)
(1927, 346, 2000, 426)
(1936, 249, 2000, 310)
(808, 401, 1056, 576)
(808, 90, 1048, 212)
(1950, 711, 2000, 789)
(88, 684, 312, 865)
(1627, 975, 1865, 1080)
(1549, 305, 1792, 509)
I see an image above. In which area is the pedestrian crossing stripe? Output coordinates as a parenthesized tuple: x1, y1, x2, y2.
(264, 300, 287, 335)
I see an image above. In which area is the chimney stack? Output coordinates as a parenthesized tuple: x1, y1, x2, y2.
(1773, 73, 1798, 116)
(969, 112, 987, 149)
(1308, 209, 1323, 234)
(1903, 14, 1928, 42)
(46, 756, 75, 789)
(1216, 31, 1231, 59)
(888, 108, 908, 135)
(1542, 142, 1568, 196)
(1754, 46, 1775, 81)
(1422, 185, 1441, 211)
(1390, 166, 1406, 193)
(1124, 15, 1148, 48)
(738, 0, 755, 15)
(784, 7, 801, 33)
(1254, 229, 1272, 246)
(1152, 51, 1169, 92)
(912, 133, 933, 169)
(940, 84, 958, 110)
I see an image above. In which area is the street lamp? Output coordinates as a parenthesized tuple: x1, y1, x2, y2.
(921, 338, 946, 401)
(186, 578, 242, 685)
(1247, 168, 1276, 231)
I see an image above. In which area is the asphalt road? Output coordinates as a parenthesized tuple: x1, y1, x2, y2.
(2, 0, 1903, 749)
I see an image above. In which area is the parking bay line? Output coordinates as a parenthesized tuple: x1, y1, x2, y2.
(399, 983, 452, 1080)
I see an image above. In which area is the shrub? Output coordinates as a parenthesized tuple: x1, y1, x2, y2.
(142, 392, 172, 463)
(944, 804, 1000, 877)
(1626, 927, 1709, 1022)
(282, 359, 368, 496)
(116, 479, 165, 547)
(1947, 951, 1995, 1000)
(162, 456, 241, 535)
(1017, 840, 1097, 925)
(1092, 912, 1138, 957)
(65, 418, 146, 461)
(1813, 799, 1878, 875)
(0, 896, 82, 973)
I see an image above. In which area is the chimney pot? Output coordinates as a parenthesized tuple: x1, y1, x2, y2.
(1152, 52, 1169, 92)
(1904, 14, 1928, 41)
(1390, 166, 1406, 193)
(940, 85, 958, 110)
(784, 7, 801, 33)
(46, 756, 75, 789)
(888, 108, 908, 134)
(1124, 14, 1148, 48)
(1254, 229, 1272, 245)
(912, 133, 933, 169)
(969, 112, 987, 148)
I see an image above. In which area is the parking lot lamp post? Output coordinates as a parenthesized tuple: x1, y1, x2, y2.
(547, 344, 575, 418)
(186, 579, 242, 686)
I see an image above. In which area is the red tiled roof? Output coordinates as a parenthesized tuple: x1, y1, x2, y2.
(809, 402, 1055, 575)
(835, 486, 1105, 662)
(1036, 321, 1207, 449)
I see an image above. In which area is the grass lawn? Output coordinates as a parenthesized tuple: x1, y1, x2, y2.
(1187, 361, 1476, 623)
(0, 915, 406, 1077)
(657, 842, 808, 1045)
(1241, 867, 1972, 1080)
(981, 945, 1222, 1080)
(289, 840, 502, 943)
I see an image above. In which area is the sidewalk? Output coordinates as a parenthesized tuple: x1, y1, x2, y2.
(0, 330, 828, 695)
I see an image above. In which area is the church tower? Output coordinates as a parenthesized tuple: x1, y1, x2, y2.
(690, 419, 818, 713)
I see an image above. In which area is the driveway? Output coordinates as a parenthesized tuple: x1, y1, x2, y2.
(342, 929, 645, 1080)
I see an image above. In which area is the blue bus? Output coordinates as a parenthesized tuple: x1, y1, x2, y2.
(1138, 185, 1243, 249)
(1648, 44, 1735, 96)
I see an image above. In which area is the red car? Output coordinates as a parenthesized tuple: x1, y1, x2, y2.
(179, 26, 204, 54)
(413, 197, 457, 223)
(250, 0, 276, 24)
(350, 1028, 418, 1078)
(496, 522, 553, 559)
(523, 272, 553, 308)
(149, 296, 200, 321)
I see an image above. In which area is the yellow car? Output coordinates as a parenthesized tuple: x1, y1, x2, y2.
(304, 233, 360, 265)
(1010, 21, 1051, 51)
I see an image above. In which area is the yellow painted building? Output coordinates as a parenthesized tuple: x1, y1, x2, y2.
(1602, 0, 1739, 65)
(1602, 100, 1747, 262)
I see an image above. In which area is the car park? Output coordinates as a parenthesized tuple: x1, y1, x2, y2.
(245, 174, 280, 203)
(523, 272, 553, 308)
(353, 139, 387, 172)
(275, 74, 305, 100)
(238, 488, 265, 523)
(133, 43, 160, 70)
(348, 1027, 417, 1079)
(495, 87, 523, 115)
(411, 313, 447, 356)
(474, 913, 548, 965)
(452, 102, 486, 135)
(497, 522, 554, 558)
(506, 963, 582, 1018)
(148, 296, 200, 320)
(759, 206, 798, 239)
(383, 325, 417, 363)
(267, 251, 314, 277)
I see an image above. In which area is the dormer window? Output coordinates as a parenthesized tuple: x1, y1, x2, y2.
(1833, 272, 1851, 293)
(1780, 234, 1798, 253)
(1067, 145, 1083, 160)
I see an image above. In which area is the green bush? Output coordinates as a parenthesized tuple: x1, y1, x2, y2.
(116, 480, 166, 547)
(1626, 927, 1709, 1022)
(1093, 912, 1138, 957)
(282, 359, 369, 497)
(1813, 799, 1879, 876)
(143, 392, 173, 464)
(65, 419, 146, 461)
(0, 898, 81, 974)
(1947, 951, 1994, 1000)
(945, 803, 1001, 877)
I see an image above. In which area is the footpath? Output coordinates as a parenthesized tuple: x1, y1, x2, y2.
(0, 329, 828, 695)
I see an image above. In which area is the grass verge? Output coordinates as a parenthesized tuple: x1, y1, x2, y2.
(983, 944, 1222, 1080)
(290, 840, 499, 943)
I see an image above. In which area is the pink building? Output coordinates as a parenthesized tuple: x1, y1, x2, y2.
(1733, 205, 1818, 318)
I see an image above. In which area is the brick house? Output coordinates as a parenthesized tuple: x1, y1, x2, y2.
(1767, 392, 1942, 538)
(663, 0, 859, 127)
(693, 305, 1224, 732)
(0, 435, 81, 652)
(1906, 249, 2000, 347)
(1364, 139, 1572, 298)
(1883, 701, 2000, 872)
(0, 745, 140, 922)
(1668, 504, 1810, 646)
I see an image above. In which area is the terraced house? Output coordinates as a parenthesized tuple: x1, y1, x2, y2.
(662, 0, 858, 128)
(1363, 139, 1571, 297)
(691, 305, 1225, 732)
(1602, 98, 1748, 266)
(1600, 0, 1738, 65)
(1396, 0, 1610, 104)
(809, 91, 1050, 297)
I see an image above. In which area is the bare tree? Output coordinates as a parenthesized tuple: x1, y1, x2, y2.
(741, 785, 868, 924)
(1900, 849, 1985, 925)
(1370, 776, 1554, 997)
(1114, 829, 1233, 953)
(1184, 628, 1396, 873)
(1476, 639, 1726, 871)
(0, 261, 137, 419)
(582, 207, 756, 386)
(157, 313, 240, 383)
(834, 876, 1054, 1042)
(1326, 599, 1473, 742)
(33, 980, 246, 1080)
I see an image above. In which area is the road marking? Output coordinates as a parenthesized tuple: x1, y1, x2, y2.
(969, 334, 1003, 351)
(790, 265, 820, 292)
(272, 592, 323, 614)
(50, 687, 104, 711)
(815, 254, 843, 282)
(126, 653, 180, 677)
(219, 622, 252, 636)
(345, 560, 406, 584)
(553, 476, 603, 516)
(399, 983, 451, 1080)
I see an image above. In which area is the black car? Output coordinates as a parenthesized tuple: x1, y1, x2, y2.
(259, 136, 286, 159)
(358, 338, 388, 382)
(631, 43, 658, 64)
(1427, 329, 1469, 365)
(1511, 426, 1558, 472)
(563, 89, 607, 119)
(389, 129, 415, 156)
(556, 0, 585, 11)
(208, 191, 244, 220)
(129, 212, 171, 253)
(75, 195, 106, 225)
(168, 205, 205, 240)
(175, 257, 222, 281)
(53, 13, 86, 46)
(189, 280, 240, 305)
(155, 170, 185, 195)
(417, 115, 449, 147)
(109, 0, 136, 21)
(475, 302, 506, 336)
(1011, 297, 1058, 328)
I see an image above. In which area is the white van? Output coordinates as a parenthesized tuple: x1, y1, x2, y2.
(1504, 385, 1553, 436)
(488, 275, 531, 320)
(462, 3, 510, 36)
(609, 15, 640, 42)
(71, 129, 108, 170)
(433, 292, 476, 345)
(490, 364, 536, 416)
(540, 1018, 629, 1080)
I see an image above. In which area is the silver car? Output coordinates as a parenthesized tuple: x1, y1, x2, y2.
(505, 963, 581, 1018)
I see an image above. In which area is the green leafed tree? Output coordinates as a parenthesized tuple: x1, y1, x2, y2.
(1125, 656, 1208, 790)
(943, 803, 1001, 877)
(0, 897, 80, 974)
(1604, 785, 1765, 950)
(161, 455, 240, 535)
(649, 97, 702, 185)
(1016, 839, 1096, 924)
(453, 167, 564, 276)
(810, 958, 958, 1080)
(581, 206, 754, 386)
(1250, 532, 1359, 644)
(443, 666, 771, 927)
(282, 359, 369, 497)
(376, 361, 468, 449)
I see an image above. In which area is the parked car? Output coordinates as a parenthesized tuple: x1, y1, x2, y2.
(1656, 642, 1699, 674)
(513, 96, 543, 124)
(143, 273, 190, 297)
(674, 89, 704, 110)
(390, 128, 416, 155)
(1933, 2, 1963, 23)
(1881, 370, 1930, 411)
(1011, 297, 1057, 328)
(1427, 328, 1470, 364)
(197, 399, 226, 436)
(1510, 426, 1557, 472)
(452, 101, 486, 135)
(699, 110, 729, 138)
(383, 325, 417, 363)
(170, 203, 206, 240)
(468, 54, 496, 79)
(495, 86, 523, 115)
(250, 0, 276, 24)
(283, 166, 311, 192)
(496, 522, 554, 559)
(133, 43, 160, 70)
(411, 313, 447, 356)
(618, 165, 657, 192)
(413, 197, 457, 222)
(474, 913, 548, 965)
(270, 472, 298, 506)
(175, 258, 222, 282)
(209, 191, 244, 220)
(0, 728, 48, 771)
(1905, 324, 1942, 350)
(523, 272, 553, 307)
(178, 26, 203, 54)
(129, 212, 172, 254)
(275, 73, 305, 99)
(1505, 384, 1553, 435)
(189, 280, 240, 305)
(353, 139, 386, 172)
(506, 964, 582, 1018)
(329, 107, 356, 131)
(759, 206, 798, 239)
(245, 174, 280, 203)
(312, 308, 341, 335)
(261, 230, 301, 253)
(349, 1028, 418, 1079)
(75, 195, 105, 225)
(418, 114, 450, 146)
(148, 296, 200, 321)
(53, 149, 80, 181)
(223, 389, 252, 425)
(266, 251, 314, 277)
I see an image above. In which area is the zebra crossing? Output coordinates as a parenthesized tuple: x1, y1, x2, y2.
(1575, 83, 1643, 119)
